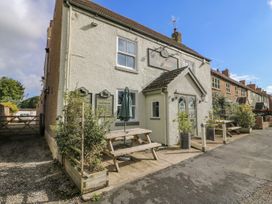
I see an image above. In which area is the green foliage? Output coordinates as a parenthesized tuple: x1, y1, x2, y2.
(206, 111, 217, 128)
(0, 77, 24, 103)
(234, 104, 255, 128)
(0, 101, 19, 113)
(212, 94, 228, 119)
(56, 91, 113, 173)
(177, 112, 192, 134)
(19, 96, 39, 109)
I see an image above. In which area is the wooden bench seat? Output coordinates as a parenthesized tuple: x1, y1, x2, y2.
(227, 126, 241, 131)
(109, 143, 161, 157)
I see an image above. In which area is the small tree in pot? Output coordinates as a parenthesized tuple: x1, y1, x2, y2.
(177, 112, 192, 149)
(234, 104, 255, 133)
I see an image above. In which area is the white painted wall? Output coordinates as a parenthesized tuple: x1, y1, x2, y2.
(61, 7, 212, 145)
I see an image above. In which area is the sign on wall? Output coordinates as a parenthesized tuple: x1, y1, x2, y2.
(95, 89, 114, 117)
(148, 48, 179, 70)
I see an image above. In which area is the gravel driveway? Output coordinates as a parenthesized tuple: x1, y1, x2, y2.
(0, 134, 81, 204)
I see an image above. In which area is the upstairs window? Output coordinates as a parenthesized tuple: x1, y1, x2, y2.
(151, 101, 160, 118)
(241, 89, 246, 97)
(117, 37, 137, 69)
(226, 83, 231, 94)
(235, 86, 239, 96)
(212, 77, 220, 89)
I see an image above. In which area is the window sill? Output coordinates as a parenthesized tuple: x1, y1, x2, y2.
(115, 66, 138, 74)
(115, 121, 140, 126)
(150, 117, 160, 120)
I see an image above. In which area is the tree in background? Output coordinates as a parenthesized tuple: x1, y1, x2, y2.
(0, 77, 24, 103)
(19, 96, 39, 109)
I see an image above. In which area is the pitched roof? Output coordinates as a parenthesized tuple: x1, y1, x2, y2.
(142, 68, 186, 92)
(69, 0, 210, 61)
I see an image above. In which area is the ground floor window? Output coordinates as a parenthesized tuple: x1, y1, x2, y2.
(151, 101, 160, 118)
(117, 89, 136, 120)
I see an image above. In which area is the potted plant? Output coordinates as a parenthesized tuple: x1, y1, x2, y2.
(177, 111, 192, 149)
(235, 104, 255, 133)
(56, 91, 112, 194)
(206, 112, 217, 141)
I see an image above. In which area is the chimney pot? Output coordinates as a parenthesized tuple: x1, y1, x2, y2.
(172, 28, 182, 44)
(222, 69, 230, 77)
(240, 80, 246, 85)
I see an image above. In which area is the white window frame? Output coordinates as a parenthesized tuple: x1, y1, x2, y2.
(116, 36, 137, 70)
(212, 77, 220, 89)
(116, 89, 137, 121)
(151, 101, 160, 119)
(226, 83, 231, 94)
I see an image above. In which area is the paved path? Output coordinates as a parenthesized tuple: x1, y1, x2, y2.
(98, 129, 272, 204)
(0, 134, 80, 204)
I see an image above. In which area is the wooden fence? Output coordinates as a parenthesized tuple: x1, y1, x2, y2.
(0, 115, 40, 136)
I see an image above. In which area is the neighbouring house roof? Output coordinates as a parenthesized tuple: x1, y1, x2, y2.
(211, 69, 249, 90)
(68, 0, 210, 61)
(143, 67, 207, 95)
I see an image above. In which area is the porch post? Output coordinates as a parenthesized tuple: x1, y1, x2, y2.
(201, 123, 207, 152)
(222, 122, 227, 144)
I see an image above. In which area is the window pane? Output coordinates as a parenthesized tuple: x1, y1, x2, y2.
(126, 56, 135, 68)
(130, 93, 135, 105)
(118, 53, 126, 67)
(118, 91, 124, 104)
(152, 102, 159, 117)
(127, 41, 136, 55)
(118, 38, 126, 52)
(117, 106, 121, 118)
(131, 107, 135, 119)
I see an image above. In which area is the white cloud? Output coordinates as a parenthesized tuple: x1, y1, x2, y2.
(230, 73, 259, 83)
(268, 0, 272, 9)
(0, 0, 54, 98)
(266, 85, 272, 94)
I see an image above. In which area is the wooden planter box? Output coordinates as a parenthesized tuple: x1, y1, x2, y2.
(239, 128, 252, 133)
(64, 158, 108, 194)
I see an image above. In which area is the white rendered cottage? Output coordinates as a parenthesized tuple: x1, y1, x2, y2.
(41, 0, 212, 157)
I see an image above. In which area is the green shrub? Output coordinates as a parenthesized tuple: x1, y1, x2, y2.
(56, 91, 113, 173)
(177, 112, 192, 134)
(234, 104, 255, 128)
(0, 101, 19, 113)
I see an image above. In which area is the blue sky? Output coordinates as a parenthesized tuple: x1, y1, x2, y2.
(0, 0, 271, 97)
(93, 0, 272, 92)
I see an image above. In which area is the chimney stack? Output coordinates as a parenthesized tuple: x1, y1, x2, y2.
(247, 83, 256, 90)
(222, 69, 230, 77)
(172, 28, 182, 44)
(256, 88, 262, 92)
(240, 80, 246, 85)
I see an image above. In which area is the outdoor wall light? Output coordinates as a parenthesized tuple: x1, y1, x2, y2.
(91, 22, 98, 27)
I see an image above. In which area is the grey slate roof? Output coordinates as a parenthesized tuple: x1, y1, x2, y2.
(143, 68, 186, 92)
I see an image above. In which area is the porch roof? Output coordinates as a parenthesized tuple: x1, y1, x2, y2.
(142, 67, 207, 96)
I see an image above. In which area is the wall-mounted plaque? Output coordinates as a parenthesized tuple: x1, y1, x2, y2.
(95, 89, 114, 117)
(148, 48, 179, 71)
(77, 87, 92, 105)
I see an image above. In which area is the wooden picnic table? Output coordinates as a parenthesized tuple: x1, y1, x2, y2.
(105, 128, 161, 172)
(215, 120, 241, 143)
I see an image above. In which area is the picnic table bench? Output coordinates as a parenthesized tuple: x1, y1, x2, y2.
(105, 128, 161, 172)
(215, 120, 241, 143)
